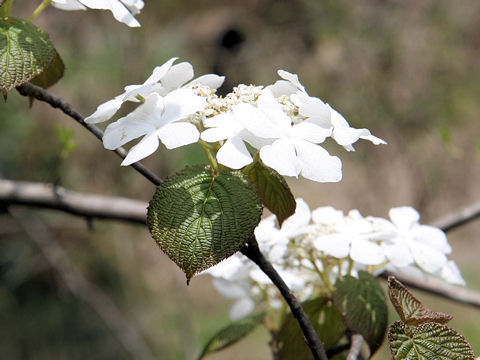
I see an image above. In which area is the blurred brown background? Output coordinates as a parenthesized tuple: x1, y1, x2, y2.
(1, 0, 479, 359)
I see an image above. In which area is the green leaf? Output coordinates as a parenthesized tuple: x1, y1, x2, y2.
(388, 320, 475, 360)
(388, 276, 453, 325)
(242, 158, 296, 226)
(278, 297, 347, 360)
(0, 17, 57, 93)
(333, 272, 388, 354)
(30, 50, 64, 89)
(147, 165, 262, 282)
(198, 313, 265, 359)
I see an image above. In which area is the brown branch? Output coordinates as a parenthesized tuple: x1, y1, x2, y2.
(430, 201, 480, 233)
(3, 177, 480, 310)
(16, 82, 163, 186)
(346, 334, 364, 360)
(8, 207, 155, 359)
(0, 178, 147, 225)
(241, 238, 328, 360)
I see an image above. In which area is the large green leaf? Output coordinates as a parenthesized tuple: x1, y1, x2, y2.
(198, 313, 265, 359)
(242, 158, 296, 226)
(0, 17, 57, 93)
(388, 320, 475, 360)
(333, 272, 388, 354)
(147, 165, 262, 282)
(388, 276, 453, 325)
(277, 296, 347, 360)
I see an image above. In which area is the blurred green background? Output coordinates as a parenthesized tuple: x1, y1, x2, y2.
(0, 0, 479, 359)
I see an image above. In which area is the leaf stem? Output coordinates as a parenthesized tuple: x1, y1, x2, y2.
(310, 252, 335, 292)
(27, 0, 53, 21)
(1, 0, 14, 17)
(241, 237, 328, 360)
(199, 139, 219, 172)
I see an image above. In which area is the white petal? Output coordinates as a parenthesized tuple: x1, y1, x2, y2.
(157, 122, 199, 149)
(255, 216, 280, 243)
(187, 74, 225, 89)
(213, 279, 249, 299)
(277, 70, 306, 93)
(160, 62, 194, 91)
(410, 225, 452, 254)
(358, 129, 387, 145)
(281, 198, 311, 237)
(201, 127, 230, 143)
(328, 104, 350, 127)
(121, 133, 159, 165)
(202, 256, 246, 281)
(260, 139, 299, 177)
(84, 94, 124, 124)
(230, 297, 255, 320)
(267, 243, 288, 263)
(162, 88, 206, 123)
(278, 269, 305, 291)
(143, 58, 178, 85)
(103, 117, 155, 150)
(296, 93, 330, 125)
(202, 113, 243, 140)
(121, 0, 144, 15)
(312, 206, 344, 225)
(291, 121, 331, 144)
(266, 80, 298, 97)
(216, 136, 253, 169)
(257, 89, 291, 129)
(409, 241, 447, 274)
(249, 269, 272, 285)
(440, 261, 466, 286)
(234, 103, 283, 139)
(332, 126, 363, 146)
(81, 0, 141, 27)
(313, 234, 351, 258)
(389, 206, 420, 230)
(350, 239, 386, 265)
(51, 0, 87, 10)
(381, 241, 414, 268)
(293, 140, 342, 182)
(102, 94, 161, 149)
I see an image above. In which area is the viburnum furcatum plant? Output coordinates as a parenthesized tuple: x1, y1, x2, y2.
(0, 1, 477, 359)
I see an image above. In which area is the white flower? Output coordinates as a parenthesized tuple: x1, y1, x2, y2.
(102, 89, 206, 165)
(51, 0, 145, 27)
(85, 58, 224, 124)
(200, 113, 256, 169)
(255, 198, 312, 262)
(383, 207, 452, 274)
(236, 89, 342, 182)
(269, 70, 386, 151)
(310, 208, 388, 266)
(202, 255, 257, 320)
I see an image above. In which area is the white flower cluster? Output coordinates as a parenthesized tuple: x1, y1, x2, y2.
(86, 58, 385, 182)
(52, 0, 144, 27)
(203, 199, 465, 320)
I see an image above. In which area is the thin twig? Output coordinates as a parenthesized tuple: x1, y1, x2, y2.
(16, 82, 163, 186)
(8, 207, 155, 359)
(346, 334, 364, 360)
(241, 237, 328, 360)
(3, 178, 480, 310)
(0, 178, 147, 225)
(430, 201, 480, 232)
